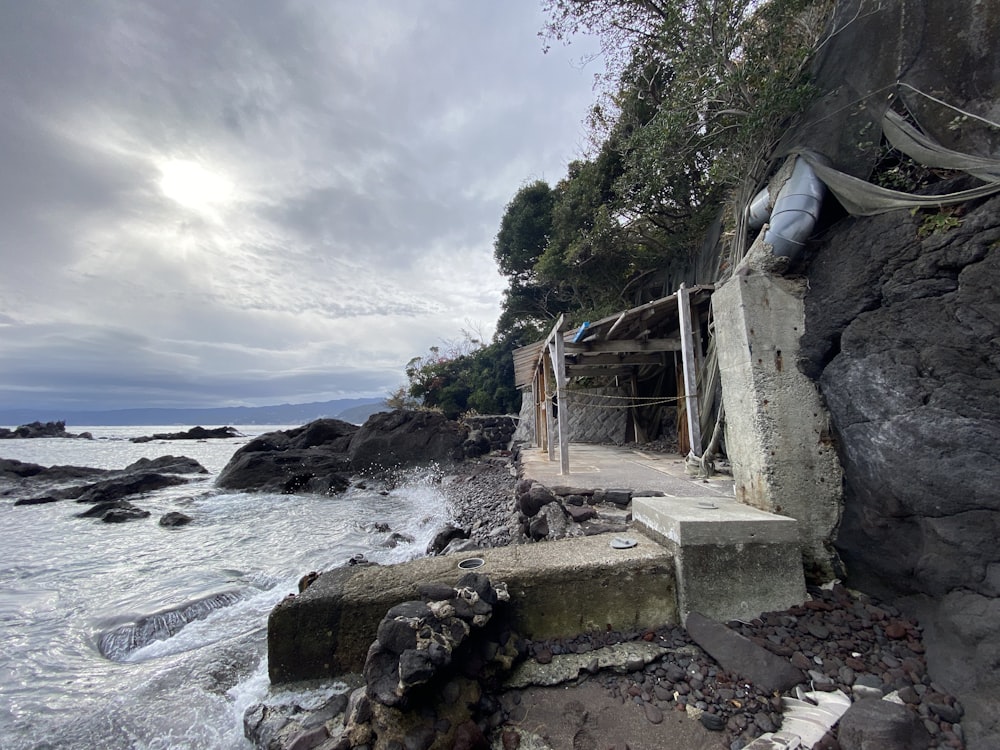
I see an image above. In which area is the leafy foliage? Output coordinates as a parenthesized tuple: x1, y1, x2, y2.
(403, 333, 527, 420)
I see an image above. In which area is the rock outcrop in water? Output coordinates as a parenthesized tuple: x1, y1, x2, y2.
(130, 425, 242, 443)
(0, 420, 92, 439)
(98, 590, 246, 660)
(216, 410, 475, 495)
(3, 455, 209, 523)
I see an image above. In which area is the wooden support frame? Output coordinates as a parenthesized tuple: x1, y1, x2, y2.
(516, 285, 715, 469)
(527, 314, 572, 474)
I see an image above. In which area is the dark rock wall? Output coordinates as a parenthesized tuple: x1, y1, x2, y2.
(461, 415, 516, 452)
(800, 194, 1000, 746)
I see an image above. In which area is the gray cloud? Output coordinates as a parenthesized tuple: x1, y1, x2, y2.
(0, 0, 599, 412)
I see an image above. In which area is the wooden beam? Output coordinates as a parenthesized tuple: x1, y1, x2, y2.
(604, 311, 629, 339)
(566, 353, 663, 367)
(566, 366, 633, 378)
(564, 338, 681, 354)
(678, 283, 702, 457)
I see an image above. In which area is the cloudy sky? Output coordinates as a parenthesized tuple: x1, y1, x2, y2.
(0, 0, 600, 413)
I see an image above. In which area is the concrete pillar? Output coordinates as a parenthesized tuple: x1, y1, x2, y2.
(714, 273, 843, 581)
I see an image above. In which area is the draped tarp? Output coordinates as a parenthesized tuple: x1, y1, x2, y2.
(795, 108, 1000, 217)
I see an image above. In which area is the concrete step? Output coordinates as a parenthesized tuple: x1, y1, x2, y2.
(632, 496, 806, 624)
(268, 531, 678, 683)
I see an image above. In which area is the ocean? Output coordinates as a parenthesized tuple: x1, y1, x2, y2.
(0, 426, 454, 749)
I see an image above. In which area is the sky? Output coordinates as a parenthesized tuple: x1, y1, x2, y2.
(0, 0, 601, 412)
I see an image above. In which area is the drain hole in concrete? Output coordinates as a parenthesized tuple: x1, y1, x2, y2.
(458, 557, 485, 570)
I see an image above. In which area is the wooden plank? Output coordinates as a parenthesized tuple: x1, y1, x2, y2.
(544, 356, 555, 461)
(678, 284, 702, 456)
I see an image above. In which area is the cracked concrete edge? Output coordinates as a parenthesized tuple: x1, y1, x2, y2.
(503, 641, 701, 689)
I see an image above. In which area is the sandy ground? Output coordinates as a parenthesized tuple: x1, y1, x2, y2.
(502, 681, 724, 750)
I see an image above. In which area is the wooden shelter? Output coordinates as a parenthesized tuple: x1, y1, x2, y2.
(513, 284, 714, 474)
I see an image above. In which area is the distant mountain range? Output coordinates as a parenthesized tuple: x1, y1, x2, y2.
(0, 398, 389, 428)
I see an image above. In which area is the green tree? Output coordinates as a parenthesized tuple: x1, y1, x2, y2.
(403, 335, 525, 419)
(545, 0, 832, 259)
(493, 181, 568, 336)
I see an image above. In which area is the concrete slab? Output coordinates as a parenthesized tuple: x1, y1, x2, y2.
(632, 495, 800, 546)
(519, 443, 734, 499)
(633, 496, 806, 625)
(268, 530, 678, 683)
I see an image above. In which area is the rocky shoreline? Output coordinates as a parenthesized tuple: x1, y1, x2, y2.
(247, 450, 967, 750)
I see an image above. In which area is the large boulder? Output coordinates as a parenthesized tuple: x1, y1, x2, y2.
(800, 191, 1000, 746)
(215, 418, 358, 493)
(347, 410, 468, 471)
(215, 411, 471, 494)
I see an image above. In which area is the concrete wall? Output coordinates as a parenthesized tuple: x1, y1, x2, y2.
(513, 386, 630, 446)
(714, 274, 843, 580)
(564, 387, 629, 444)
(462, 414, 516, 452)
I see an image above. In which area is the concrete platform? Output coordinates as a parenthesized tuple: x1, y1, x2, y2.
(633, 496, 806, 625)
(519, 443, 734, 499)
(268, 530, 677, 683)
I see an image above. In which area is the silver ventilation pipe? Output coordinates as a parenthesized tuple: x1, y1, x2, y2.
(745, 155, 826, 264)
(761, 156, 825, 260)
(746, 185, 771, 230)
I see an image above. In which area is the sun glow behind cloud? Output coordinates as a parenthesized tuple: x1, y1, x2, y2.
(157, 158, 235, 214)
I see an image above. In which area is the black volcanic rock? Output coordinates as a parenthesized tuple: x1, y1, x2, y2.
(77, 499, 152, 523)
(0, 421, 91, 439)
(124, 456, 209, 474)
(73, 472, 189, 504)
(0, 458, 106, 482)
(800, 190, 1000, 745)
(159, 511, 193, 527)
(347, 409, 468, 470)
(215, 418, 358, 494)
(216, 411, 472, 495)
(130, 425, 242, 443)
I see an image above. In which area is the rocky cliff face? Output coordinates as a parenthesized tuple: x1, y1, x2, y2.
(800, 192, 1000, 747)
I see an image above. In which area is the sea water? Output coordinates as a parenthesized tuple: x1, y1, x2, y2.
(0, 426, 454, 749)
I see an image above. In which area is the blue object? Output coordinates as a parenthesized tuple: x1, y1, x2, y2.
(572, 322, 590, 343)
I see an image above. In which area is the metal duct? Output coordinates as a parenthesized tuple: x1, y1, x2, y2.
(762, 157, 825, 260)
(746, 186, 771, 230)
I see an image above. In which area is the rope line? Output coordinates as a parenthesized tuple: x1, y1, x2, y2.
(542, 390, 683, 409)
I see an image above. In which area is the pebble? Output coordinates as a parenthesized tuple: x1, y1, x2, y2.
(700, 712, 725, 731)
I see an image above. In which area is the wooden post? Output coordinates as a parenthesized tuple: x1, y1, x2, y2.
(544, 353, 556, 461)
(552, 328, 570, 475)
(533, 372, 542, 448)
(678, 284, 702, 457)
